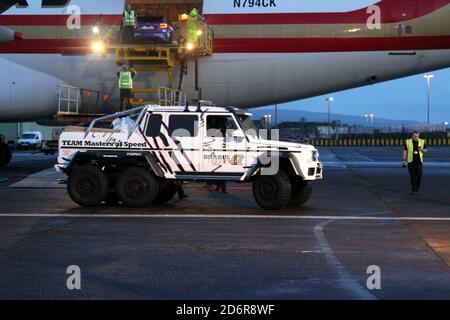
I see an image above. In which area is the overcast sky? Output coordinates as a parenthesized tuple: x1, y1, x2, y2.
(265, 68, 450, 124)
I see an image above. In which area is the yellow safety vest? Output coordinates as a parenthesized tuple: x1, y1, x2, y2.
(123, 10, 136, 27)
(119, 71, 133, 89)
(187, 8, 199, 44)
(406, 139, 425, 163)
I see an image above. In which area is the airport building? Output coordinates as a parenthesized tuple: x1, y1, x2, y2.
(0, 122, 62, 143)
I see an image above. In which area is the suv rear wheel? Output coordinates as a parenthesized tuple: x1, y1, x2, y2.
(0, 142, 12, 167)
(153, 181, 177, 204)
(115, 167, 158, 207)
(289, 181, 313, 207)
(252, 170, 291, 210)
(68, 165, 109, 207)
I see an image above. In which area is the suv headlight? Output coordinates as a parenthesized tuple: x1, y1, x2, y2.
(312, 150, 319, 162)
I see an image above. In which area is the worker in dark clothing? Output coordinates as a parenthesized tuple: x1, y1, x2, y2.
(122, 4, 136, 44)
(175, 182, 188, 201)
(215, 181, 227, 193)
(402, 131, 427, 196)
(117, 64, 137, 111)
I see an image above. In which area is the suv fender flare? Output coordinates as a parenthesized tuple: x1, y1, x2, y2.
(65, 151, 165, 178)
(243, 152, 303, 180)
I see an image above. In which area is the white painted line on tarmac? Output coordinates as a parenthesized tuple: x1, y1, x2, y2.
(0, 213, 450, 221)
(314, 220, 376, 300)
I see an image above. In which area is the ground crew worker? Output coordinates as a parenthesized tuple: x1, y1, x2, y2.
(402, 131, 427, 196)
(175, 181, 188, 201)
(117, 64, 137, 111)
(186, 7, 202, 48)
(122, 4, 136, 44)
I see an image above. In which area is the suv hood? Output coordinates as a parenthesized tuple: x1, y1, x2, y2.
(256, 138, 316, 151)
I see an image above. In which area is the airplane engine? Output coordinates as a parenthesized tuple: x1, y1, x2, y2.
(0, 57, 61, 122)
(0, 26, 23, 43)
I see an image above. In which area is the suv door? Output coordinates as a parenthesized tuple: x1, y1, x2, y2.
(201, 114, 247, 179)
(166, 113, 201, 176)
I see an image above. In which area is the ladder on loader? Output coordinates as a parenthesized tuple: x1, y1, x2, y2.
(115, 20, 213, 107)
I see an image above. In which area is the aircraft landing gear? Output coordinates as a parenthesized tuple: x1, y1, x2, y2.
(0, 135, 12, 167)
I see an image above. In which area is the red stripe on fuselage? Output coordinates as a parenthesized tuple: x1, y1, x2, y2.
(0, 39, 92, 54)
(205, 0, 450, 25)
(1, 37, 450, 54)
(214, 37, 450, 53)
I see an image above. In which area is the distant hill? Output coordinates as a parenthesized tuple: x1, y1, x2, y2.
(250, 108, 420, 126)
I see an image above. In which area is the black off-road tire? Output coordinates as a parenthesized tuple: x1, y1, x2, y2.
(68, 165, 109, 207)
(0, 146, 5, 167)
(115, 167, 158, 207)
(153, 181, 177, 204)
(289, 181, 313, 207)
(0, 143, 12, 167)
(252, 170, 291, 210)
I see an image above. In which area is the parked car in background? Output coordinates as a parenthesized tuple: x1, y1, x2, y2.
(41, 128, 62, 155)
(134, 16, 180, 44)
(17, 131, 43, 150)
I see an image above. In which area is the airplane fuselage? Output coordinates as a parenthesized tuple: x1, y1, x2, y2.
(1, 0, 450, 121)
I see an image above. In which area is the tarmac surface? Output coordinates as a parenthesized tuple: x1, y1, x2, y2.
(0, 147, 450, 299)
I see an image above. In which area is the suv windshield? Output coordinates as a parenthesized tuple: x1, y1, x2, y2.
(137, 16, 165, 23)
(237, 114, 259, 139)
(21, 134, 36, 139)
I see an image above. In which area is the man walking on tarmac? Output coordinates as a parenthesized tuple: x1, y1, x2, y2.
(402, 131, 428, 196)
(122, 4, 136, 44)
(117, 63, 137, 111)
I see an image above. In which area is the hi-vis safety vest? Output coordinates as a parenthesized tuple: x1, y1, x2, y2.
(406, 138, 425, 163)
(119, 71, 133, 89)
(123, 10, 136, 27)
(187, 8, 199, 44)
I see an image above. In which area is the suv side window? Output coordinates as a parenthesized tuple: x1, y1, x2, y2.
(145, 114, 163, 137)
(168, 115, 199, 137)
(206, 115, 238, 138)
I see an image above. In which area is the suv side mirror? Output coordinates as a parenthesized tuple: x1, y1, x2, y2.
(231, 130, 245, 138)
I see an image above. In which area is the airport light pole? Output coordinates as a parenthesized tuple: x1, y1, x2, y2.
(370, 114, 375, 141)
(424, 74, 434, 139)
(274, 104, 278, 128)
(326, 97, 334, 139)
(365, 114, 369, 134)
(443, 121, 449, 141)
(264, 114, 272, 130)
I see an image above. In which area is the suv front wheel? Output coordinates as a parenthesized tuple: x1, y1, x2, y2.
(252, 170, 291, 210)
(289, 181, 313, 207)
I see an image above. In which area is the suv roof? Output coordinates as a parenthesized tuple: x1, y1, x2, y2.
(143, 105, 251, 116)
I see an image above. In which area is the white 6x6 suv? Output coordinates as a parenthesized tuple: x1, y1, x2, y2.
(56, 104, 323, 210)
